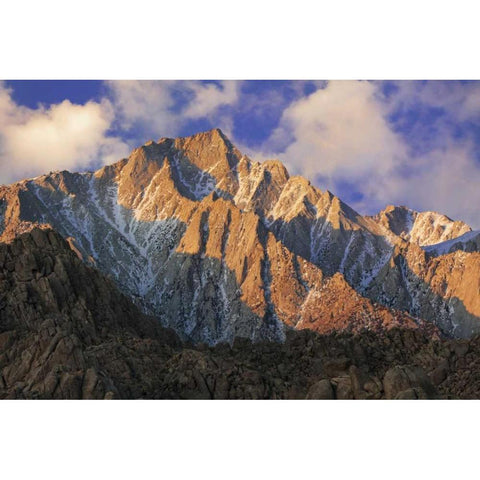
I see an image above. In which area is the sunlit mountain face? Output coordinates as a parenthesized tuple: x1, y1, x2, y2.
(1, 127, 479, 344)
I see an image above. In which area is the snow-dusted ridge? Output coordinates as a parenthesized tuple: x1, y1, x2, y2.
(1, 128, 480, 342)
(423, 230, 480, 256)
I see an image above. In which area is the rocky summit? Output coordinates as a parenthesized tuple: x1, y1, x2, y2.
(2, 128, 480, 399)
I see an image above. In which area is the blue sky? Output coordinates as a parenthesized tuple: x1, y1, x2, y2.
(1, 80, 480, 226)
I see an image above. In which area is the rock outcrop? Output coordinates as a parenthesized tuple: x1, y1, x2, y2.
(0, 228, 180, 399)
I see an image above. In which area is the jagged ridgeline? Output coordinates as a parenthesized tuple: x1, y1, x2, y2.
(1, 128, 480, 344)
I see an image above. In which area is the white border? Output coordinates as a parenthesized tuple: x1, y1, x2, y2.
(1, 400, 478, 479)
(1, 1, 479, 478)
(2, 1, 480, 79)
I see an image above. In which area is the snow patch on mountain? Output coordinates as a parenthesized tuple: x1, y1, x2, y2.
(423, 230, 480, 256)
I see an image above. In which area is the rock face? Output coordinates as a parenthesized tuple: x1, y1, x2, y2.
(0, 128, 479, 342)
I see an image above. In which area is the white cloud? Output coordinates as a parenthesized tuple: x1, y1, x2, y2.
(105, 80, 181, 138)
(380, 143, 480, 227)
(105, 80, 241, 141)
(267, 80, 406, 178)
(262, 81, 407, 209)
(0, 83, 130, 184)
(183, 81, 239, 118)
(380, 80, 480, 122)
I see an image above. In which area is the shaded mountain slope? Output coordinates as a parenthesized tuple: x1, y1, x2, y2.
(0, 228, 180, 399)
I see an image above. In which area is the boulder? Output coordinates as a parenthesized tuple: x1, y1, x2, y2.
(306, 379, 335, 399)
(332, 377, 354, 399)
(395, 388, 428, 400)
(383, 366, 436, 399)
(430, 359, 449, 386)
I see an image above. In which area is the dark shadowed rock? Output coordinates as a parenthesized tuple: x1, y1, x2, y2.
(395, 388, 428, 400)
(306, 379, 335, 399)
(383, 366, 436, 399)
(332, 377, 354, 400)
(324, 357, 351, 377)
(0, 228, 181, 399)
(430, 359, 450, 386)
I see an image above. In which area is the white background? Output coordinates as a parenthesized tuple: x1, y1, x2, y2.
(1, 1, 479, 479)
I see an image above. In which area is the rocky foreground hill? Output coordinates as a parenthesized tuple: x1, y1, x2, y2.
(1, 128, 480, 344)
(1, 228, 480, 400)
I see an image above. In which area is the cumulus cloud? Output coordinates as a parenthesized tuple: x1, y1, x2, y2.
(183, 81, 239, 119)
(266, 81, 406, 178)
(261, 81, 407, 212)
(105, 80, 241, 141)
(261, 80, 480, 227)
(0, 83, 129, 184)
(389, 144, 480, 225)
(105, 80, 181, 138)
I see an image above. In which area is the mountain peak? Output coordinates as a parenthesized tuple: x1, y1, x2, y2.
(371, 204, 472, 246)
(383, 204, 412, 214)
(173, 127, 230, 146)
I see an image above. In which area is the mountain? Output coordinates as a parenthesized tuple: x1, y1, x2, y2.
(0, 128, 479, 343)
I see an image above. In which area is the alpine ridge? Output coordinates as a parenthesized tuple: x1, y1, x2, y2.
(1, 128, 479, 343)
